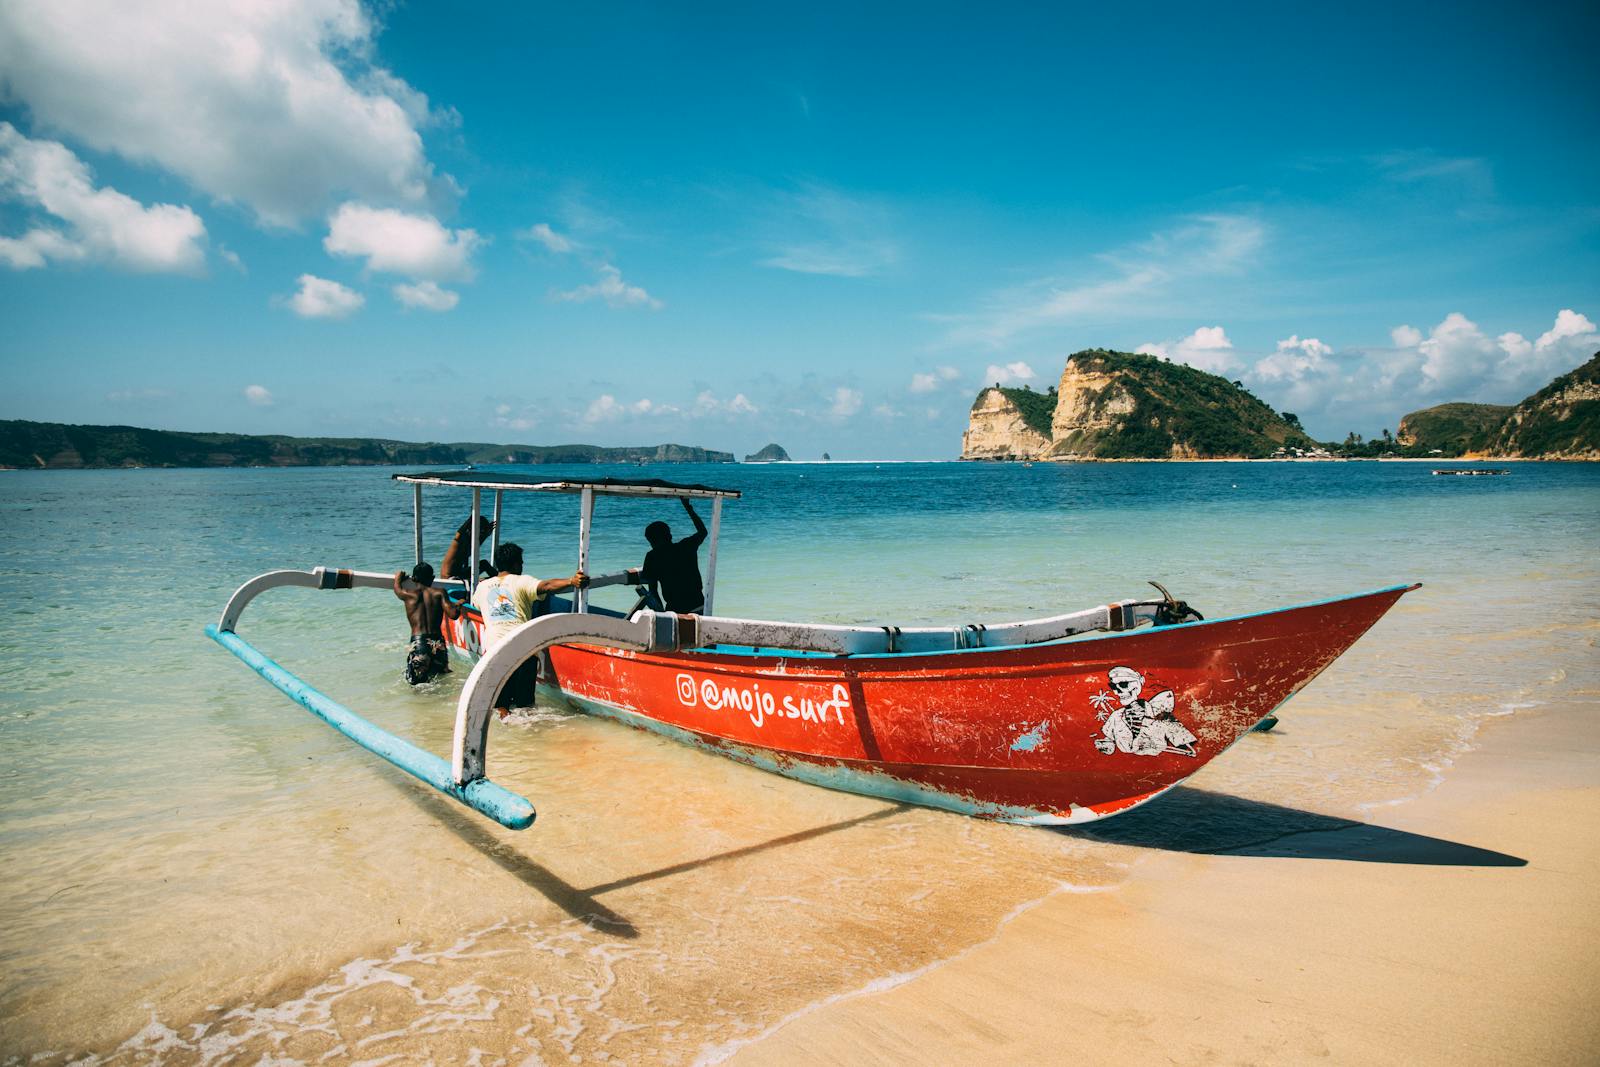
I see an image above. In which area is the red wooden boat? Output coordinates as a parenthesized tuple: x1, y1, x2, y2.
(208, 471, 1418, 830)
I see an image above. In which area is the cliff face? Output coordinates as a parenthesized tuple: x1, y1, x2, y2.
(962, 350, 1313, 460)
(960, 388, 1052, 460)
(1486, 351, 1600, 459)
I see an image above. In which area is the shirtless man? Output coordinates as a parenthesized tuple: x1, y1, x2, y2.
(393, 562, 460, 685)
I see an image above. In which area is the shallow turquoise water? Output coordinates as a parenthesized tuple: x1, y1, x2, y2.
(1, 461, 1596, 1062)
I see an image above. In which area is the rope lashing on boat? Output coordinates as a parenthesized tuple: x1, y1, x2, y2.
(958, 623, 987, 649)
(1148, 580, 1204, 626)
(881, 626, 902, 653)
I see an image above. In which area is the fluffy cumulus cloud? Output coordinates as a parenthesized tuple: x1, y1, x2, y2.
(1137, 326, 1238, 374)
(828, 387, 863, 417)
(1391, 324, 1423, 349)
(983, 360, 1035, 385)
(0, 0, 443, 227)
(909, 366, 961, 393)
(584, 395, 663, 423)
(1223, 309, 1599, 440)
(554, 263, 663, 310)
(1254, 335, 1333, 382)
(393, 279, 458, 311)
(244, 384, 274, 406)
(287, 273, 363, 318)
(0, 123, 206, 272)
(324, 203, 480, 280)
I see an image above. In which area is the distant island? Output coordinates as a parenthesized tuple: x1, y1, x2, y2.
(962, 349, 1600, 461)
(0, 420, 736, 469)
(743, 443, 791, 463)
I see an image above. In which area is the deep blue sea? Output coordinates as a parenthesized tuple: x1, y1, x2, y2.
(2, 460, 1596, 1062)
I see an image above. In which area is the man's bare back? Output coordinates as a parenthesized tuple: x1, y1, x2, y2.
(393, 564, 460, 685)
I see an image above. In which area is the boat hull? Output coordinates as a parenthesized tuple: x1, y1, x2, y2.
(444, 586, 1412, 823)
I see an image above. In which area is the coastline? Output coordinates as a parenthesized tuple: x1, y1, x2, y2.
(724, 697, 1600, 1065)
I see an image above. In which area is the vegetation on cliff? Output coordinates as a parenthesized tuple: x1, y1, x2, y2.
(0, 420, 735, 469)
(1050, 349, 1317, 459)
(1486, 351, 1600, 458)
(976, 386, 1056, 439)
(1396, 403, 1512, 454)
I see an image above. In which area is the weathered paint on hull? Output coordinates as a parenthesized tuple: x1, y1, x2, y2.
(445, 586, 1412, 823)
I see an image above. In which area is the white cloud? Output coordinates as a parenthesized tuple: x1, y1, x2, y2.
(0, 123, 206, 272)
(520, 222, 574, 253)
(324, 202, 480, 280)
(1535, 309, 1597, 352)
(689, 390, 758, 418)
(983, 361, 1036, 385)
(554, 263, 663, 310)
(1152, 326, 1239, 374)
(393, 279, 459, 312)
(287, 273, 363, 319)
(1497, 332, 1531, 359)
(0, 0, 443, 227)
(1391, 324, 1423, 348)
(244, 384, 274, 406)
(872, 403, 900, 419)
(909, 366, 961, 393)
(1418, 312, 1498, 392)
(583, 394, 675, 423)
(940, 214, 1263, 348)
(1254, 335, 1332, 382)
(1134, 342, 1169, 359)
(829, 387, 863, 417)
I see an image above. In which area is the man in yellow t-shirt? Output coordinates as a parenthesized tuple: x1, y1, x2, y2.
(471, 542, 588, 718)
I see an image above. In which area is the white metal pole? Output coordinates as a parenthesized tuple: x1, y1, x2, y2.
(491, 489, 503, 562)
(704, 495, 723, 615)
(413, 484, 423, 566)
(470, 488, 481, 594)
(576, 487, 594, 613)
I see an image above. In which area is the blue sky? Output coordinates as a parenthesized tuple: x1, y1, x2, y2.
(1, 1, 1597, 457)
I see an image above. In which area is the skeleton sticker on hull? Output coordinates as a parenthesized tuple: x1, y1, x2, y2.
(1089, 666, 1197, 757)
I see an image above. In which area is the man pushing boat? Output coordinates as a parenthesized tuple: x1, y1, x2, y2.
(392, 563, 460, 685)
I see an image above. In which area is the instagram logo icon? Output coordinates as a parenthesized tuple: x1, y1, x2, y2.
(675, 673, 697, 706)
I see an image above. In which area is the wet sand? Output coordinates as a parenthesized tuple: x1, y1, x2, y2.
(725, 701, 1600, 1065)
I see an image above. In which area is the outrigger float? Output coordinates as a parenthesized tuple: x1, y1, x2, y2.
(207, 470, 1419, 831)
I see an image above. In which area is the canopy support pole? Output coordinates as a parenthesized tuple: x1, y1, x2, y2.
(470, 488, 482, 594)
(491, 489, 503, 562)
(412, 484, 423, 567)
(705, 496, 723, 615)
(576, 486, 594, 613)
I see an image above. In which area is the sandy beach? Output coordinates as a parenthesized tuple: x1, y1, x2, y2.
(727, 698, 1600, 1065)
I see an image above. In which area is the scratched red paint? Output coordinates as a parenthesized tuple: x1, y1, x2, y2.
(444, 587, 1412, 822)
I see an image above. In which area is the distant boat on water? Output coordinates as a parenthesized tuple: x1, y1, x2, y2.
(1432, 468, 1509, 476)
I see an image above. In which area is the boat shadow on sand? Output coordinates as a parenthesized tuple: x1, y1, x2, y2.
(1061, 786, 1527, 866)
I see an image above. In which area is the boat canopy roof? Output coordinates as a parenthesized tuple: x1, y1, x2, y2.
(392, 469, 740, 499)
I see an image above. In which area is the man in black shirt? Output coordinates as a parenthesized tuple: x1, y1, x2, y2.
(631, 497, 708, 613)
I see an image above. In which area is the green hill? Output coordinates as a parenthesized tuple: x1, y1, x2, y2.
(1396, 403, 1513, 454)
(0, 420, 735, 469)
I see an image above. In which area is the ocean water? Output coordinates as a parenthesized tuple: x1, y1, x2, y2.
(1, 460, 1597, 1064)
